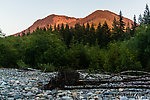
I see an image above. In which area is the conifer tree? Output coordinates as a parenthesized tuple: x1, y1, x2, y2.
(27, 28, 30, 35)
(81, 23, 87, 44)
(60, 23, 65, 39)
(27, 32, 30, 36)
(96, 22, 101, 32)
(47, 24, 49, 29)
(89, 23, 96, 45)
(84, 23, 90, 43)
(126, 22, 131, 33)
(102, 21, 110, 34)
(64, 24, 72, 46)
(118, 11, 125, 40)
(43, 27, 46, 31)
(57, 24, 60, 32)
(82, 23, 86, 34)
(131, 15, 137, 36)
(101, 21, 110, 47)
(143, 4, 150, 25)
(125, 22, 131, 39)
(36, 27, 40, 31)
(96, 22, 103, 46)
(74, 23, 82, 42)
(112, 17, 119, 32)
(0, 30, 5, 38)
(54, 24, 57, 32)
(49, 25, 52, 32)
(60, 23, 64, 33)
(22, 31, 25, 37)
(18, 34, 21, 37)
(47, 24, 52, 33)
(133, 15, 137, 27)
(112, 17, 119, 40)
(138, 14, 143, 25)
(119, 11, 125, 32)
(86, 23, 90, 33)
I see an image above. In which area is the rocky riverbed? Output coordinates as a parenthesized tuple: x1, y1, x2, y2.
(0, 68, 149, 100)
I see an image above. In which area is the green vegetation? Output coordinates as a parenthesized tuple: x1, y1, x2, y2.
(0, 5, 150, 73)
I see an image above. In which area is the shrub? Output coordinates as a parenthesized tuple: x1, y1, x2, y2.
(17, 60, 29, 69)
(38, 63, 56, 72)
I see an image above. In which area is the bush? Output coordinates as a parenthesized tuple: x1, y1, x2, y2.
(38, 63, 56, 72)
(17, 60, 29, 69)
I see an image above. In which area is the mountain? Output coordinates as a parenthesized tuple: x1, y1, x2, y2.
(14, 10, 134, 36)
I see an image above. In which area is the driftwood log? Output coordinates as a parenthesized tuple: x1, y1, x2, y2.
(44, 70, 150, 90)
(44, 69, 80, 90)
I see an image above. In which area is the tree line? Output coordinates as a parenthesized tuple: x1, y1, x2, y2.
(0, 4, 150, 73)
(21, 11, 137, 48)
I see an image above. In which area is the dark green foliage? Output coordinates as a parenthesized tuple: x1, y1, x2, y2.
(74, 23, 82, 43)
(125, 22, 131, 40)
(1, 8, 150, 73)
(47, 24, 49, 29)
(96, 22, 102, 45)
(112, 17, 119, 40)
(22, 32, 25, 36)
(89, 23, 96, 45)
(63, 24, 72, 46)
(127, 25, 150, 71)
(27, 32, 30, 36)
(38, 63, 55, 72)
(86, 23, 90, 32)
(103, 42, 141, 72)
(0, 24, 148, 73)
(130, 15, 137, 36)
(0, 37, 21, 67)
(54, 24, 57, 32)
(60, 23, 64, 33)
(118, 11, 125, 40)
(57, 24, 60, 32)
(101, 21, 111, 46)
(50, 25, 52, 31)
(43, 27, 47, 31)
(66, 43, 90, 69)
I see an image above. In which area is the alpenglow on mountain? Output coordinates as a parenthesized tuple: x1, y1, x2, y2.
(14, 10, 134, 36)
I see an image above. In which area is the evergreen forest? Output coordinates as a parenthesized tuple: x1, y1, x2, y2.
(0, 5, 150, 73)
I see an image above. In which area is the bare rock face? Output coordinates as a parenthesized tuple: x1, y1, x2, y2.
(14, 10, 134, 36)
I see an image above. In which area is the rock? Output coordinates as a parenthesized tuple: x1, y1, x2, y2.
(36, 93, 44, 97)
(25, 92, 34, 97)
(15, 80, 20, 84)
(51, 89, 57, 94)
(0, 68, 149, 99)
(120, 96, 128, 100)
(24, 87, 30, 91)
(14, 95, 22, 99)
(62, 96, 72, 100)
(87, 92, 93, 96)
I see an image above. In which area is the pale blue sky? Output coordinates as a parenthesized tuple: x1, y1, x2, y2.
(0, 0, 150, 35)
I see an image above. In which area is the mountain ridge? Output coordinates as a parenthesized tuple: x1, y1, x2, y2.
(14, 10, 134, 36)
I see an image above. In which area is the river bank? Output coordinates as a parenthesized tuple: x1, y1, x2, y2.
(0, 68, 149, 99)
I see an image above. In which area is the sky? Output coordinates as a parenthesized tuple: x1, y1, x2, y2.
(0, 0, 150, 35)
